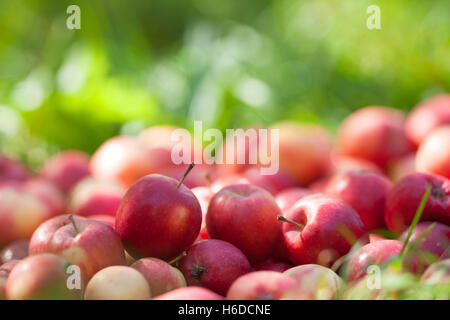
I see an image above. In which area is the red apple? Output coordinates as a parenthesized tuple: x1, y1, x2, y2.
(90, 136, 154, 188)
(0, 185, 52, 246)
(345, 240, 403, 282)
(252, 259, 293, 273)
(337, 106, 414, 169)
(132, 257, 186, 297)
(0, 260, 20, 300)
(40, 150, 91, 194)
(191, 186, 214, 241)
(206, 184, 282, 263)
(0, 154, 28, 184)
(279, 194, 367, 267)
(283, 264, 343, 300)
(405, 93, 450, 146)
(416, 126, 450, 179)
(179, 239, 251, 295)
(84, 266, 151, 300)
(399, 222, 450, 274)
(6, 253, 82, 300)
(275, 188, 311, 213)
(270, 122, 332, 185)
(0, 240, 29, 264)
(68, 178, 126, 217)
(116, 168, 202, 260)
(29, 214, 126, 281)
(385, 173, 450, 233)
(325, 171, 392, 230)
(226, 271, 299, 300)
(153, 286, 224, 300)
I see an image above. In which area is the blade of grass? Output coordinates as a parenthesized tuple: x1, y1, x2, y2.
(400, 184, 431, 256)
(404, 222, 436, 257)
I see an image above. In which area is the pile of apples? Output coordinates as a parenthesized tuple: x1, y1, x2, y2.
(0, 94, 449, 300)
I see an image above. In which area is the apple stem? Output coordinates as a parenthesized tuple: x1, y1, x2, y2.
(68, 215, 79, 235)
(277, 215, 305, 231)
(177, 162, 195, 189)
(168, 252, 186, 265)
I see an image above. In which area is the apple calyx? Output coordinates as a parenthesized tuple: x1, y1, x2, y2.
(277, 215, 305, 231)
(177, 162, 195, 189)
(68, 215, 80, 235)
(431, 187, 444, 199)
(191, 264, 208, 280)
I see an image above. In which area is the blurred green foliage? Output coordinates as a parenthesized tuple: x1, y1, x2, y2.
(0, 0, 449, 167)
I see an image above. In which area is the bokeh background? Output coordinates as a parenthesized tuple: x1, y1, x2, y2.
(0, 0, 449, 169)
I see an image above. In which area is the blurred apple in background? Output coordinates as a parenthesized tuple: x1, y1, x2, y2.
(252, 259, 293, 273)
(88, 214, 116, 229)
(40, 150, 91, 194)
(243, 167, 296, 195)
(154, 286, 224, 300)
(23, 179, 66, 217)
(0, 154, 28, 185)
(226, 271, 299, 300)
(421, 259, 450, 285)
(0, 185, 52, 247)
(416, 125, 450, 179)
(84, 266, 151, 300)
(6, 253, 82, 300)
(284, 264, 343, 300)
(337, 106, 414, 170)
(405, 93, 450, 146)
(331, 155, 382, 175)
(211, 173, 250, 193)
(275, 187, 311, 213)
(0, 240, 29, 264)
(90, 136, 154, 188)
(308, 176, 331, 193)
(385, 173, 450, 233)
(29, 214, 126, 281)
(0, 260, 20, 300)
(132, 257, 186, 297)
(215, 126, 264, 175)
(389, 153, 416, 183)
(68, 178, 125, 217)
(270, 122, 332, 186)
(325, 171, 392, 231)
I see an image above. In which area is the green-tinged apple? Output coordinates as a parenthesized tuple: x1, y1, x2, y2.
(84, 266, 151, 300)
